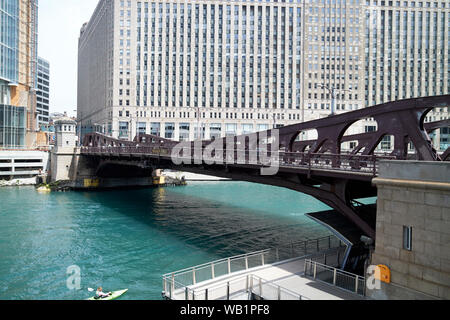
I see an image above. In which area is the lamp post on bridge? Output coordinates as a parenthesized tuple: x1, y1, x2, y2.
(120, 107, 135, 141)
(320, 84, 352, 117)
(196, 106, 202, 141)
(190, 106, 202, 141)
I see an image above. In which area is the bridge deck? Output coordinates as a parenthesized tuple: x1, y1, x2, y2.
(82, 151, 378, 181)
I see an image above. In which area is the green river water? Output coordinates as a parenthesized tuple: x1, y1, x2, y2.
(0, 181, 332, 300)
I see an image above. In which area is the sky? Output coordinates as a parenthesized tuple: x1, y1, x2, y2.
(38, 0, 99, 117)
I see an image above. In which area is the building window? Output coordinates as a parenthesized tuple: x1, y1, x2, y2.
(225, 123, 237, 137)
(209, 123, 222, 140)
(179, 123, 190, 141)
(150, 122, 160, 136)
(165, 123, 175, 139)
(119, 122, 129, 139)
(137, 122, 146, 135)
(403, 226, 412, 251)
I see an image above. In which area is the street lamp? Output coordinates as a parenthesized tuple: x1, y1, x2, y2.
(319, 84, 352, 117)
(190, 106, 202, 140)
(134, 109, 139, 139)
(120, 107, 133, 141)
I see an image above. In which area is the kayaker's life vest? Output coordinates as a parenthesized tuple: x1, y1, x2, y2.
(96, 291, 107, 298)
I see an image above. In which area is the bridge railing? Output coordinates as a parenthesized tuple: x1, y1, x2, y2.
(81, 146, 172, 156)
(280, 152, 396, 175)
(162, 235, 346, 300)
(81, 145, 395, 175)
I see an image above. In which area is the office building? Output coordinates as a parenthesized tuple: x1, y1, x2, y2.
(77, 0, 448, 148)
(0, 0, 38, 149)
(36, 57, 50, 128)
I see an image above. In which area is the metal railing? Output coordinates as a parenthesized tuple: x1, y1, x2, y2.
(162, 235, 346, 300)
(249, 275, 310, 301)
(81, 146, 170, 156)
(81, 145, 395, 176)
(280, 152, 396, 175)
(179, 274, 311, 301)
(304, 259, 366, 296)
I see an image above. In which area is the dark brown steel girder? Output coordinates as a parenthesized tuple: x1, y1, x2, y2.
(278, 95, 449, 161)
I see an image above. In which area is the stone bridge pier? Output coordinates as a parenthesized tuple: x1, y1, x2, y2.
(50, 119, 158, 189)
(51, 149, 158, 189)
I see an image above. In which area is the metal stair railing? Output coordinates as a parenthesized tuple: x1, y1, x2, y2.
(162, 235, 346, 300)
(304, 259, 366, 296)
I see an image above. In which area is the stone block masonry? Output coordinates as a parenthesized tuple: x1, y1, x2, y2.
(368, 161, 450, 300)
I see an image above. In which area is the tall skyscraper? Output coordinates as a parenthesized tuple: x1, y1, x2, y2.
(36, 57, 50, 128)
(77, 0, 448, 148)
(0, 0, 38, 149)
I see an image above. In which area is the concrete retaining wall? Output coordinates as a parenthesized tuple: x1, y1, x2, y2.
(0, 150, 49, 180)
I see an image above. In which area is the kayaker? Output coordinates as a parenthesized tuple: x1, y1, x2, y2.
(96, 287, 112, 299)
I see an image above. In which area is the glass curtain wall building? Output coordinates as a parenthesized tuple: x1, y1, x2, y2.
(0, 104, 26, 147)
(77, 0, 449, 146)
(0, 0, 38, 149)
(0, 0, 26, 148)
(0, 0, 19, 104)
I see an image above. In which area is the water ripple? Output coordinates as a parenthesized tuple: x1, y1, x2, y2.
(0, 183, 331, 300)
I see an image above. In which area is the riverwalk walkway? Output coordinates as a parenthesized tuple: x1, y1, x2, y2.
(178, 258, 364, 300)
(162, 236, 366, 301)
